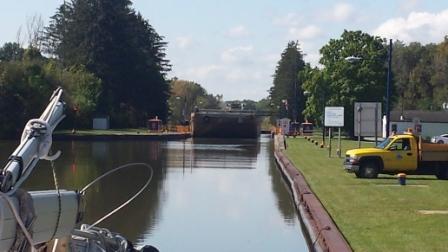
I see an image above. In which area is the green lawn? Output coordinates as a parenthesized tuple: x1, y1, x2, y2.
(285, 137, 448, 252)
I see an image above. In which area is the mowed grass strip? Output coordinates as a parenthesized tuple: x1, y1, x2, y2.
(285, 137, 448, 252)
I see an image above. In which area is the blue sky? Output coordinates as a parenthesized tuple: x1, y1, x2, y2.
(1, 0, 448, 100)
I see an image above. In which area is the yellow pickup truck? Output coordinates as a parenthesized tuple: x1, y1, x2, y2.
(344, 132, 448, 179)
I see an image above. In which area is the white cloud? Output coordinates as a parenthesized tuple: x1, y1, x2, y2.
(304, 53, 321, 67)
(220, 45, 254, 63)
(288, 25, 322, 40)
(260, 53, 279, 64)
(225, 25, 249, 38)
(225, 69, 263, 81)
(273, 13, 301, 26)
(331, 2, 354, 21)
(225, 69, 246, 81)
(399, 0, 422, 13)
(186, 64, 223, 79)
(373, 9, 448, 43)
(175, 36, 193, 49)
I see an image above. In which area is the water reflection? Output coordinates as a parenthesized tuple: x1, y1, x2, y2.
(16, 140, 166, 242)
(0, 137, 307, 251)
(165, 138, 260, 171)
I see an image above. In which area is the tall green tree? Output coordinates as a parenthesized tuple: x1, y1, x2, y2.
(392, 41, 431, 110)
(408, 45, 436, 110)
(319, 30, 387, 136)
(432, 37, 448, 109)
(269, 41, 306, 122)
(301, 65, 329, 126)
(45, 0, 170, 127)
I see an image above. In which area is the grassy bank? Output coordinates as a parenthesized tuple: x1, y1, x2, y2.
(285, 136, 448, 252)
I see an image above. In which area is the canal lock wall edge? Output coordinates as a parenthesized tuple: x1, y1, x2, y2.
(273, 135, 352, 252)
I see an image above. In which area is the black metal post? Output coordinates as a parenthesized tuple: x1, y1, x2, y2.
(293, 81, 298, 122)
(386, 39, 392, 138)
(328, 127, 332, 157)
(322, 93, 325, 146)
(357, 105, 362, 148)
(374, 103, 378, 146)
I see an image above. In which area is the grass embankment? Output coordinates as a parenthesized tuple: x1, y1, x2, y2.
(285, 136, 448, 252)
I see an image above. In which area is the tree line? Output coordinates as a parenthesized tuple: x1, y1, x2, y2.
(269, 30, 448, 136)
(0, 0, 171, 137)
(0, 45, 101, 137)
(168, 78, 223, 124)
(393, 39, 448, 111)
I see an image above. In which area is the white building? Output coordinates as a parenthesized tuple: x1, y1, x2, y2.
(389, 110, 448, 140)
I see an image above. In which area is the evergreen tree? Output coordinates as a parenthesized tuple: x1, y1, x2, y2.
(45, 0, 170, 127)
(270, 41, 306, 122)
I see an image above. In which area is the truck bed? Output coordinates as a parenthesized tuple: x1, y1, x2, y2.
(420, 142, 448, 162)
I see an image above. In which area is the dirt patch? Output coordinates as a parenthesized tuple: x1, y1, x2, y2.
(418, 210, 448, 215)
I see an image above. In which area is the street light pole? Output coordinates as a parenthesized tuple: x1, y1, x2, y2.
(293, 81, 298, 122)
(322, 91, 326, 146)
(386, 39, 392, 138)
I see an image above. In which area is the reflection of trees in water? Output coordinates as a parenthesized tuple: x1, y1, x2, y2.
(266, 143, 297, 224)
(21, 141, 100, 190)
(0, 137, 299, 244)
(19, 140, 167, 243)
(189, 138, 260, 169)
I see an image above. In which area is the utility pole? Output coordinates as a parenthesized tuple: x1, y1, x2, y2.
(322, 92, 326, 146)
(386, 39, 392, 138)
(293, 81, 298, 122)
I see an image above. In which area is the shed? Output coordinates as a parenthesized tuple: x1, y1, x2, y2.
(147, 117, 163, 132)
(92, 116, 110, 130)
(301, 122, 314, 136)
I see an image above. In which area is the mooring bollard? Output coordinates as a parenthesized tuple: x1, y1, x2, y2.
(397, 173, 406, 185)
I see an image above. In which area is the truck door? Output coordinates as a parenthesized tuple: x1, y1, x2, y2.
(384, 138, 417, 171)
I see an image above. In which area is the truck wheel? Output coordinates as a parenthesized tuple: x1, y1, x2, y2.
(359, 162, 379, 179)
(436, 168, 448, 180)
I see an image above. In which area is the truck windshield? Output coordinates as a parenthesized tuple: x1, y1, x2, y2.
(376, 138, 392, 149)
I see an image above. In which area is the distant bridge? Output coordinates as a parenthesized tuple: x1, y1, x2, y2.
(195, 109, 272, 117)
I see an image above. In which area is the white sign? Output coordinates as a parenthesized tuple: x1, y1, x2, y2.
(325, 107, 344, 127)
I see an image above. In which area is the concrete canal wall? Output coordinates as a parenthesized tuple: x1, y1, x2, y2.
(273, 135, 352, 252)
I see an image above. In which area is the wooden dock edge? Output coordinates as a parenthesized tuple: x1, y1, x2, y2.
(273, 135, 352, 252)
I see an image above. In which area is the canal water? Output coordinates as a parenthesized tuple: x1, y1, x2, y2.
(0, 135, 308, 251)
